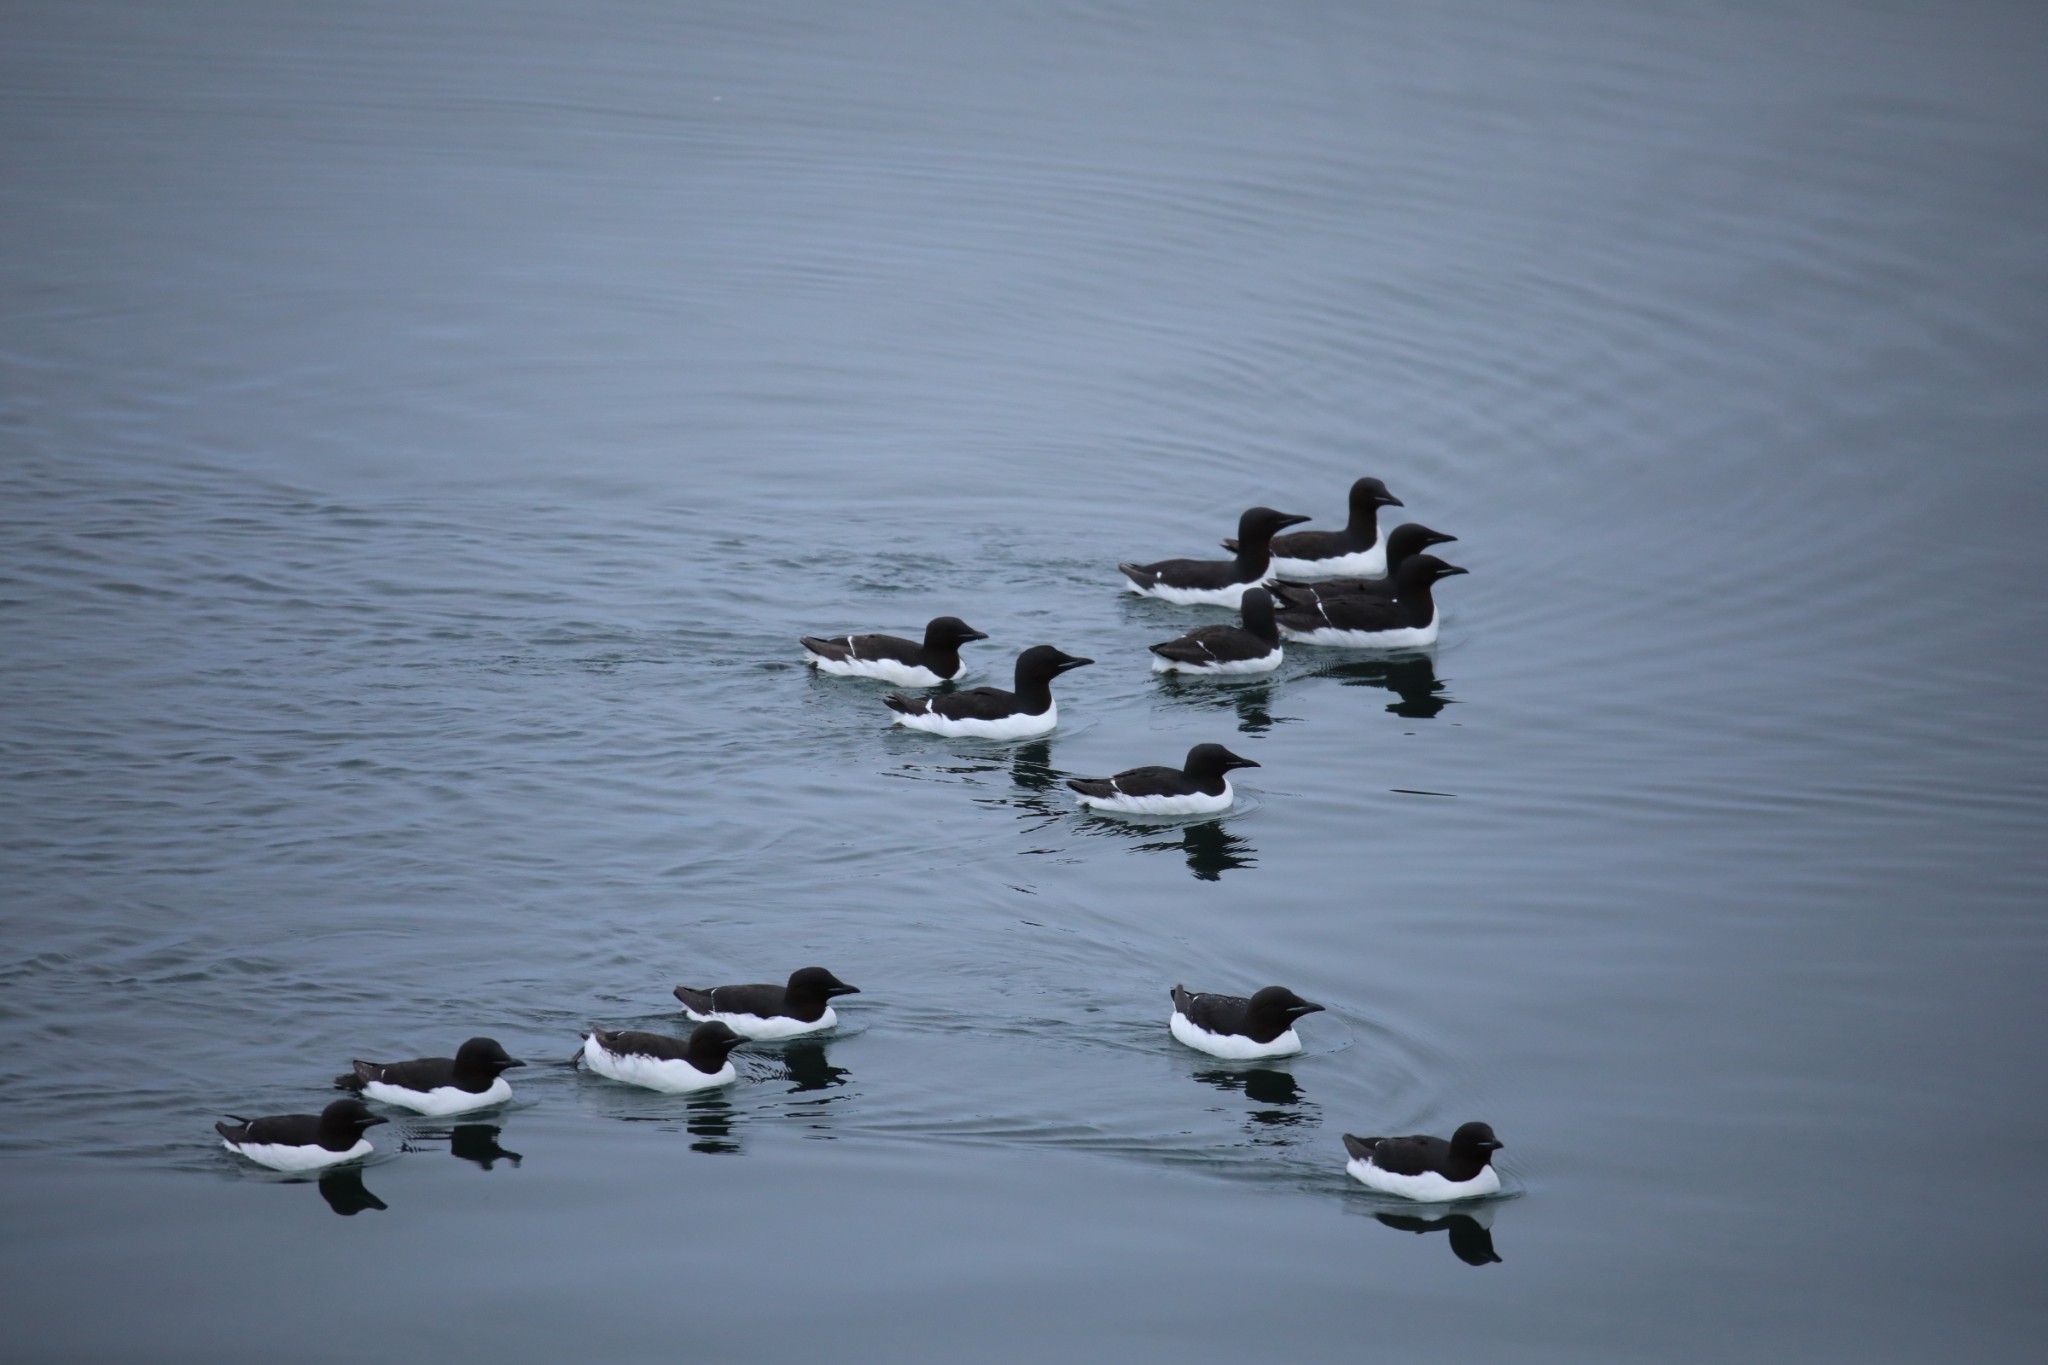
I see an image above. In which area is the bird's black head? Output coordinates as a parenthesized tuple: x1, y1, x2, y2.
(1383, 522, 1458, 566)
(1014, 644, 1094, 687)
(788, 965, 861, 1000)
(323, 1099, 387, 1131)
(1396, 553, 1469, 587)
(1183, 743, 1261, 780)
(1451, 1121, 1504, 1156)
(1238, 506, 1313, 542)
(1348, 477, 1404, 513)
(456, 1036, 526, 1072)
(1242, 985, 1323, 1041)
(687, 1020, 745, 1070)
(924, 616, 989, 649)
(1248, 985, 1324, 1021)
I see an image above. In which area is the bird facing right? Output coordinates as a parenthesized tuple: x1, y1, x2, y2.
(1342, 1121, 1505, 1200)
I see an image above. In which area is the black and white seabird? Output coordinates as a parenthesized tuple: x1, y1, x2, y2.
(1221, 478, 1404, 578)
(673, 966, 860, 1040)
(333, 1036, 526, 1117)
(579, 1020, 744, 1094)
(1120, 506, 1311, 606)
(1268, 524, 1459, 609)
(1168, 984, 1324, 1059)
(800, 616, 988, 687)
(1275, 554, 1467, 648)
(216, 1097, 386, 1172)
(1343, 1121, 1505, 1200)
(1068, 744, 1260, 816)
(884, 644, 1093, 738)
(1148, 588, 1283, 675)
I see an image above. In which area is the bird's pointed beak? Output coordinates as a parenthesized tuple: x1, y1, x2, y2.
(1292, 1001, 1326, 1017)
(502, 1058, 527, 1069)
(830, 984, 861, 997)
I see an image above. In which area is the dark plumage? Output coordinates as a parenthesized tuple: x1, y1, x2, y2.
(1221, 477, 1402, 566)
(800, 615, 987, 684)
(1268, 524, 1460, 609)
(1170, 984, 1324, 1045)
(1120, 507, 1312, 603)
(1067, 744, 1260, 811)
(884, 644, 1093, 735)
(1148, 588, 1282, 673)
(587, 1020, 744, 1074)
(1376, 1210, 1503, 1266)
(673, 966, 859, 1026)
(335, 1036, 525, 1097)
(216, 1098, 386, 1153)
(1274, 554, 1467, 642)
(1343, 1121, 1505, 1182)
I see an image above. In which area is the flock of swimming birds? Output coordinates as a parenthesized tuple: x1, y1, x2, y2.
(217, 476, 1506, 1206)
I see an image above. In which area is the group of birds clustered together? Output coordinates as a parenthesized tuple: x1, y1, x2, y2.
(216, 476, 1503, 1205)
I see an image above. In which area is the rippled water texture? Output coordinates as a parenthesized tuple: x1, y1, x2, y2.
(4, 1, 2046, 1360)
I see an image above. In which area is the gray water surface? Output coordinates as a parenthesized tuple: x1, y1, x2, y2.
(4, 1, 2046, 1360)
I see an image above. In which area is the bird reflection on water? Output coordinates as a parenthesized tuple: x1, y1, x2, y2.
(315, 1167, 387, 1217)
(1128, 818, 1257, 881)
(1374, 1207, 1503, 1266)
(1192, 1066, 1317, 1143)
(1153, 675, 1285, 736)
(449, 1124, 523, 1170)
(686, 1093, 740, 1155)
(1312, 651, 1452, 719)
(779, 1039, 850, 1095)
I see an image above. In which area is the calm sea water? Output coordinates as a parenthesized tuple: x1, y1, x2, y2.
(4, 1, 2046, 1360)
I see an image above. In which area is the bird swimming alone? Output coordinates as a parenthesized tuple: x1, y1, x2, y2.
(333, 1036, 526, 1117)
(1168, 984, 1324, 1059)
(1274, 554, 1467, 648)
(579, 1020, 744, 1094)
(1120, 506, 1311, 606)
(673, 966, 860, 1040)
(1148, 587, 1283, 675)
(883, 643, 1093, 739)
(1221, 477, 1404, 579)
(1068, 743, 1260, 816)
(1268, 524, 1459, 609)
(800, 616, 988, 687)
(216, 1098, 386, 1172)
(1342, 1121, 1505, 1201)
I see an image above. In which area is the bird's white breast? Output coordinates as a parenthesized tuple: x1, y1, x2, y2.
(1150, 647, 1282, 675)
(1345, 1158, 1501, 1201)
(1128, 579, 1270, 607)
(1079, 783, 1235, 817)
(581, 1034, 735, 1093)
(680, 1006, 836, 1040)
(222, 1137, 373, 1172)
(1270, 544, 1386, 579)
(805, 651, 951, 688)
(361, 1076, 512, 1117)
(1280, 604, 1438, 649)
(893, 699, 1057, 739)
(1168, 1008, 1303, 1059)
